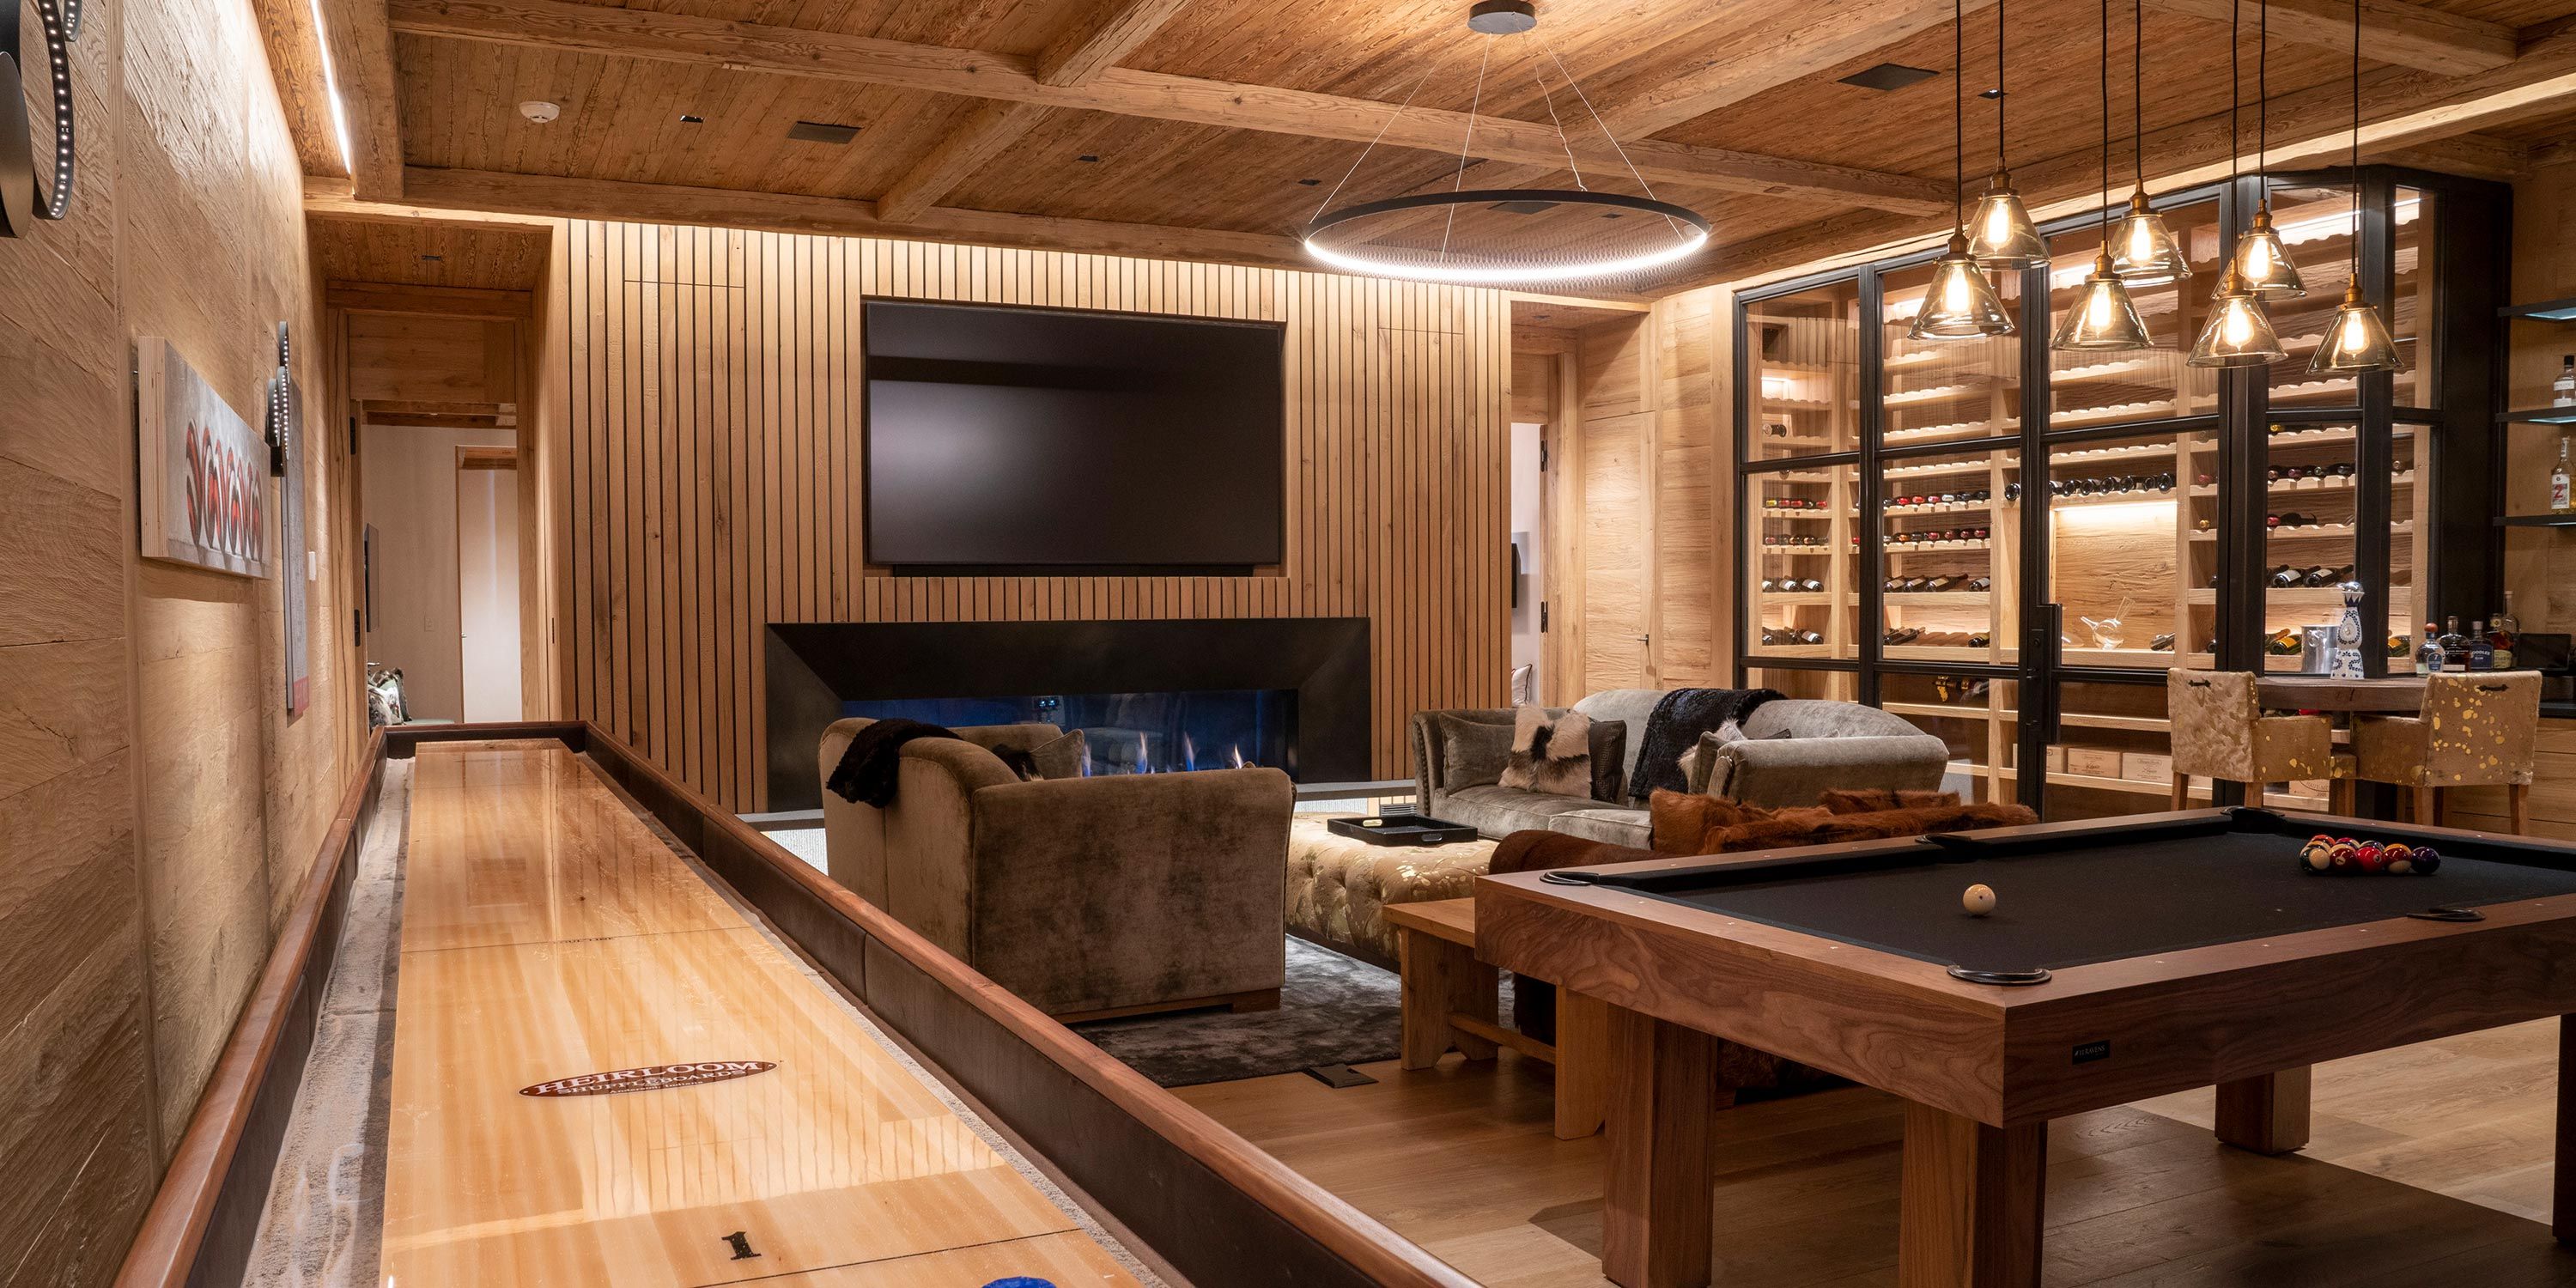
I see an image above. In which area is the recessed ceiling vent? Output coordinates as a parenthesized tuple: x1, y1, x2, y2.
(787, 120, 861, 144)
(1839, 63, 1940, 91)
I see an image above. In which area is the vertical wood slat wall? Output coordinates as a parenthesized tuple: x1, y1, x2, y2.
(553, 221, 1513, 811)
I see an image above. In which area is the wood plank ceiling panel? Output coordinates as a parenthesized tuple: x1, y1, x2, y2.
(312, 217, 553, 289)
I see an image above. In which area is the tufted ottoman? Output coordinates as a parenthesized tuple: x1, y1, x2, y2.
(1284, 817, 1497, 969)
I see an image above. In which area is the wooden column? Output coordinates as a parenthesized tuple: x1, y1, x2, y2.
(1602, 1005, 1728, 1288)
(1396, 927, 1498, 1069)
(1897, 1103, 2045, 1288)
(2215, 1066, 2312, 1155)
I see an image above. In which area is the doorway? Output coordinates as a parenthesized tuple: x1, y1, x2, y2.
(456, 448, 523, 723)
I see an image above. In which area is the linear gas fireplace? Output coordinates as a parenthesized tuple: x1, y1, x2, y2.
(764, 617, 1370, 810)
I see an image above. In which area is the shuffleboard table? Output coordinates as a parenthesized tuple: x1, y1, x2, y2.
(1476, 806, 2576, 1288)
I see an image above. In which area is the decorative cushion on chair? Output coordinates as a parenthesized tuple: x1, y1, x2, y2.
(2169, 670, 2332, 782)
(1677, 722, 1792, 794)
(992, 730, 1088, 781)
(1499, 706, 1594, 796)
(2353, 672, 2541, 787)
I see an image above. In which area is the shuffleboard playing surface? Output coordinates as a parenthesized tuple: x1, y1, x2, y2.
(382, 740, 1142, 1286)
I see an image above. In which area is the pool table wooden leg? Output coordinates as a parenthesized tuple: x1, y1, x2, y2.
(1898, 1103, 2045, 1288)
(1601, 1005, 1725, 1288)
(1553, 987, 1610, 1139)
(2555, 1016, 2576, 1243)
(2215, 1067, 2312, 1155)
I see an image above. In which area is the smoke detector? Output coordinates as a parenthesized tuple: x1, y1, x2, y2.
(519, 100, 562, 124)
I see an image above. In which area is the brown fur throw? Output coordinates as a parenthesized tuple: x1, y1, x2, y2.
(1649, 788, 2037, 856)
(1498, 706, 1593, 796)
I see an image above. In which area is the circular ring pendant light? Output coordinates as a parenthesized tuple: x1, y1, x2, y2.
(1302, 3, 1710, 287)
(0, 0, 82, 238)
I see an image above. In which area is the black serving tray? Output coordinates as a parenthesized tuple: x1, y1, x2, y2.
(1326, 813, 1482, 847)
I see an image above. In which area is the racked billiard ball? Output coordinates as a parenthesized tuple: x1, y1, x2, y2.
(2354, 842, 2385, 872)
(1962, 884, 1996, 916)
(2328, 842, 2360, 872)
(2300, 839, 2335, 872)
(2412, 847, 2442, 875)
(2383, 841, 2415, 874)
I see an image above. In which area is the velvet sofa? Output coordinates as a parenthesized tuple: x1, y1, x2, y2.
(1409, 690, 1955, 845)
(817, 718, 1294, 1019)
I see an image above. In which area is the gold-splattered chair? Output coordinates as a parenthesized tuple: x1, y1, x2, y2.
(2348, 671, 2542, 831)
(2166, 671, 2345, 812)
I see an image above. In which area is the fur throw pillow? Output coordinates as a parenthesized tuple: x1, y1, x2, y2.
(1649, 787, 2036, 856)
(1818, 788, 1959, 815)
(1498, 706, 1593, 796)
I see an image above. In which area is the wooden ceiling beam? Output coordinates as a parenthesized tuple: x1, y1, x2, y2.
(1672, 42, 2576, 289)
(319, 0, 406, 197)
(384, 0, 1950, 213)
(2139, 0, 2516, 76)
(1602, 0, 1997, 140)
(327, 280, 538, 318)
(1035, 0, 1194, 86)
(878, 0, 1190, 224)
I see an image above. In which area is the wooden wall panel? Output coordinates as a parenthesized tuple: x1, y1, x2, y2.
(0, 0, 356, 1273)
(2506, 159, 2576, 635)
(346, 314, 519, 403)
(550, 223, 1513, 809)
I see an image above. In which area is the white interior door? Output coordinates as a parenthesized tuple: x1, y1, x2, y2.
(456, 455, 523, 723)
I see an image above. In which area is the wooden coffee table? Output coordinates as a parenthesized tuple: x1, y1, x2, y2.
(1385, 896, 1607, 1139)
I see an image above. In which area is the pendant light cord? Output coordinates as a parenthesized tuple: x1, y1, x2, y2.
(1954, 0, 1965, 227)
(2227, 0, 2239, 188)
(2257, 0, 2269, 185)
(2351, 0, 2363, 276)
(2099, 0, 2111, 232)
(2131, 0, 2144, 186)
(1995, 0, 2008, 168)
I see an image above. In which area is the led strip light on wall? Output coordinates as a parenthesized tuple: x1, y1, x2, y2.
(0, 0, 80, 237)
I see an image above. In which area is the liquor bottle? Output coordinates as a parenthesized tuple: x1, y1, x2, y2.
(2557, 356, 2576, 408)
(2439, 616, 2470, 671)
(2490, 599, 2517, 670)
(2417, 622, 2443, 675)
(2467, 620, 2495, 671)
(2554, 434, 2573, 513)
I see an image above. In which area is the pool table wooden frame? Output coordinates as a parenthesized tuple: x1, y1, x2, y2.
(1475, 807, 2576, 1288)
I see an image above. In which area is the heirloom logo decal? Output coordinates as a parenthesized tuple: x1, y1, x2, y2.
(519, 1061, 777, 1097)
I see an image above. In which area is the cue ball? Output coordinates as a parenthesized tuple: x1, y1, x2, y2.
(1962, 884, 1996, 916)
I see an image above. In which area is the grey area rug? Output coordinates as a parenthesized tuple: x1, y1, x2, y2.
(1073, 938, 1513, 1088)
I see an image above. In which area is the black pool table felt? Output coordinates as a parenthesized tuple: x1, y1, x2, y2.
(1595, 829, 2576, 975)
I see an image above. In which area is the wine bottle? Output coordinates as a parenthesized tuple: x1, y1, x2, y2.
(2269, 565, 2303, 588)
(2556, 355, 2576, 408)
(2553, 434, 2573, 514)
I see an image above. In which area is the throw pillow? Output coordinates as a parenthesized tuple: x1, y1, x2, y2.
(1818, 788, 1959, 815)
(1585, 719, 1628, 802)
(1434, 714, 1517, 790)
(1499, 706, 1593, 796)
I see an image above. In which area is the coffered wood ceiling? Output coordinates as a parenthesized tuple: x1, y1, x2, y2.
(263, 0, 2576, 295)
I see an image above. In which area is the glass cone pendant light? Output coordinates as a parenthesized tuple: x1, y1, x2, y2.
(2189, 266, 2285, 367)
(2229, 203, 2306, 298)
(1914, 232, 2016, 339)
(2306, 0, 2400, 373)
(2055, 252, 2152, 349)
(2109, 4, 2186, 284)
(2311, 277, 2402, 372)
(1968, 175, 2047, 268)
(1911, 0, 2013, 341)
(2110, 190, 2187, 285)
(2054, 0, 2150, 353)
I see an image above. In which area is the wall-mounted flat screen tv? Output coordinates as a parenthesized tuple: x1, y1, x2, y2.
(863, 300, 1285, 570)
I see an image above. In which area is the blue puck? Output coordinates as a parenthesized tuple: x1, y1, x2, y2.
(980, 1279, 1058, 1288)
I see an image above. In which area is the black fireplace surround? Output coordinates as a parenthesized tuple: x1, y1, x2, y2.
(764, 617, 1371, 811)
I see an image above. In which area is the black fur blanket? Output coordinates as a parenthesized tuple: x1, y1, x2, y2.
(1625, 687, 1783, 802)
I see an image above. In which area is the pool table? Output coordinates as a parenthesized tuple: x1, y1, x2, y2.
(1475, 806, 2576, 1288)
